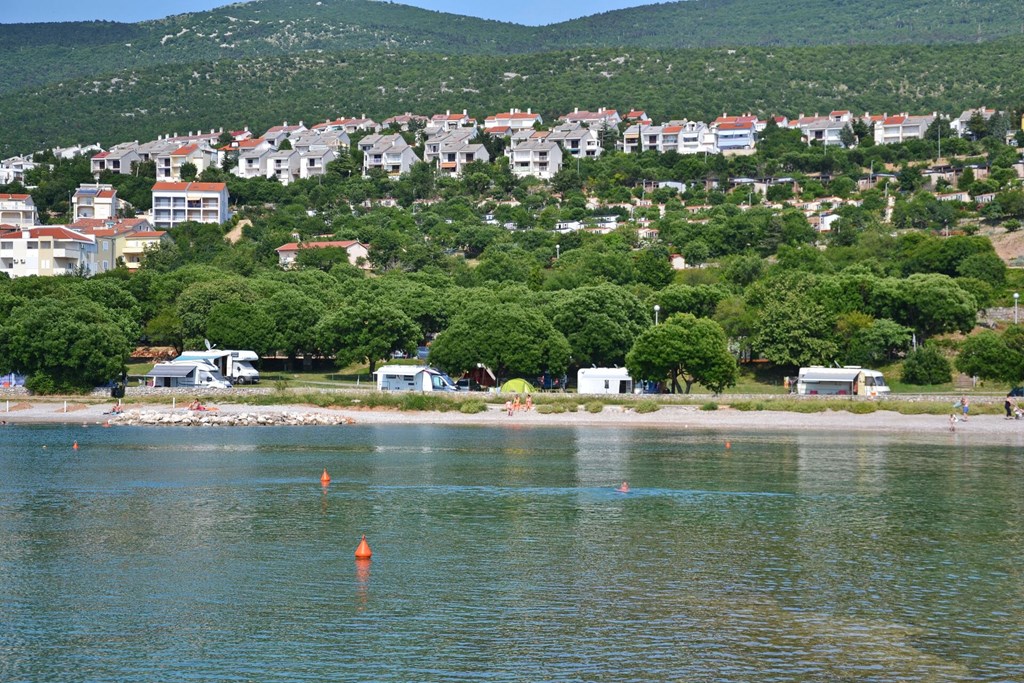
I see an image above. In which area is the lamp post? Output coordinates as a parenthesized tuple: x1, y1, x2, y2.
(654, 304, 660, 325)
(1015, 292, 1019, 324)
(555, 244, 560, 260)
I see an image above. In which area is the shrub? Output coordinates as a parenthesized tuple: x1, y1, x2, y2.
(25, 373, 58, 395)
(846, 401, 878, 414)
(536, 405, 556, 414)
(459, 399, 487, 414)
(634, 399, 660, 414)
(701, 402, 718, 411)
(586, 401, 604, 413)
(902, 344, 952, 385)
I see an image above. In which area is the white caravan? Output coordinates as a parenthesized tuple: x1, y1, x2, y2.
(173, 350, 260, 384)
(577, 367, 635, 395)
(796, 366, 890, 396)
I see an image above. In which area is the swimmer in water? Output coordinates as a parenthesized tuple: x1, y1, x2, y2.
(617, 481, 630, 493)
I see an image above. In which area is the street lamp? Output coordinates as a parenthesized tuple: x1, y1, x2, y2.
(555, 244, 560, 260)
(1015, 292, 1019, 324)
(654, 304, 660, 325)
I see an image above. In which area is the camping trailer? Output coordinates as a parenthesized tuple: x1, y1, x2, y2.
(172, 350, 260, 384)
(146, 361, 233, 389)
(577, 367, 635, 395)
(796, 366, 889, 396)
(374, 365, 457, 392)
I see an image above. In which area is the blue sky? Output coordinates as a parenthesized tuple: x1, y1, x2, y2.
(3, 0, 651, 25)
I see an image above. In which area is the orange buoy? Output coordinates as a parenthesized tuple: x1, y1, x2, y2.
(320, 468, 331, 485)
(725, 441, 731, 449)
(354, 535, 372, 559)
(72, 441, 79, 450)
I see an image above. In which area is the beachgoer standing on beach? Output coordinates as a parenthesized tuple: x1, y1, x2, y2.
(949, 414, 957, 431)
(505, 399, 513, 416)
(960, 396, 969, 422)
(525, 394, 532, 411)
(1006, 395, 1015, 419)
(512, 394, 521, 412)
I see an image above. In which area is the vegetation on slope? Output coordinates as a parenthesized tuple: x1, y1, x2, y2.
(2, 0, 1022, 95)
(5, 41, 1024, 156)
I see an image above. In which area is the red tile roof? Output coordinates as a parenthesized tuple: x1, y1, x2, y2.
(0, 193, 31, 201)
(151, 182, 226, 192)
(126, 231, 167, 239)
(170, 144, 199, 156)
(276, 240, 362, 252)
(92, 152, 110, 159)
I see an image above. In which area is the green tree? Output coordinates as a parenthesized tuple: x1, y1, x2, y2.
(626, 313, 737, 394)
(205, 300, 276, 358)
(955, 331, 1023, 384)
(0, 297, 132, 393)
(429, 302, 570, 382)
(544, 284, 647, 368)
(179, 162, 198, 181)
(317, 301, 420, 375)
(901, 344, 952, 385)
(752, 292, 838, 368)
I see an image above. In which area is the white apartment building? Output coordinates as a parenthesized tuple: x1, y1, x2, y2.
(72, 184, 118, 221)
(0, 193, 38, 228)
(151, 182, 230, 229)
(0, 226, 96, 277)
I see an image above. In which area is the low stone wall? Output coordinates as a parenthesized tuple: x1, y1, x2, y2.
(111, 409, 355, 427)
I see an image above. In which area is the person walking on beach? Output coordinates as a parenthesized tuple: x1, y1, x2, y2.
(960, 396, 969, 422)
(949, 413, 957, 432)
(1006, 394, 1015, 419)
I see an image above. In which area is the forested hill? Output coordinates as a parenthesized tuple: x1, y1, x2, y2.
(546, 0, 1022, 48)
(2, 0, 1022, 95)
(4, 40, 1024, 156)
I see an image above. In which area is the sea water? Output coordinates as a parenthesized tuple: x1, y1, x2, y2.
(1, 424, 1022, 681)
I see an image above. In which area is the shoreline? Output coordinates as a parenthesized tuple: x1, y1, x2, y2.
(4, 400, 1024, 444)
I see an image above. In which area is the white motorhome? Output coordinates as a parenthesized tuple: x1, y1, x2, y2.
(577, 367, 634, 395)
(146, 361, 233, 389)
(173, 350, 260, 384)
(796, 366, 889, 396)
(374, 365, 457, 392)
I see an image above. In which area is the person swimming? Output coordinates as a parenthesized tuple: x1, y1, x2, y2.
(617, 481, 630, 493)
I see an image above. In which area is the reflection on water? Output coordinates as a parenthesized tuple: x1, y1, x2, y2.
(0, 424, 1022, 681)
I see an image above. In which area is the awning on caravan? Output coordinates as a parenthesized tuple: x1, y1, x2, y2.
(801, 368, 861, 382)
(146, 364, 196, 378)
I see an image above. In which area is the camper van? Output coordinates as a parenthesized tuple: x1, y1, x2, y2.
(374, 365, 458, 392)
(577, 367, 635, 395)
(172, 350, 260, 384)
(146, 361, 233, 389)
(796, 366, 889, 396)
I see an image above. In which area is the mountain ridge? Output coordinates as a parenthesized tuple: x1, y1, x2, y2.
(1, 0, 1021, 95)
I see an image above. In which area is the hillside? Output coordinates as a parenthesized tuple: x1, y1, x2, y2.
(4, 40, 1024, 156)
(2, 0, 1022, 95)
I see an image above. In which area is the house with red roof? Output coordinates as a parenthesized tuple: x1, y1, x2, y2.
(484, 108, 543, 131)
(70, 217, 154, 273)
(275, 240, 370, 269)
(262, 121, 307, 147)
(0, 226, 96, 277)
(91, 145, 141, 175)
(560, 107, 622, 128)
(383, 112, 431, 131)
(0, 193, 38, 228)
(428, 110, 477, 133)
(72, 184, 119, 221)
(873, 112, 936, 145)
(156, 142, 219, 181)
(151, 182, 230, 229)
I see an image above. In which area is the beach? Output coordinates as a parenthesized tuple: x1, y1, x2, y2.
(4, 398, 1024, 443)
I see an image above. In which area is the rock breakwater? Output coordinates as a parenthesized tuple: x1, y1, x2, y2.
(111, 409, 355, 427)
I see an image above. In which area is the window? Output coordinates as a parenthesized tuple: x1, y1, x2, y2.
(26, 241, 38, 249)
(0, 241, 12, 249)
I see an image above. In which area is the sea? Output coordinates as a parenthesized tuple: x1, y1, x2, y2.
(1, 423, 1021, 682)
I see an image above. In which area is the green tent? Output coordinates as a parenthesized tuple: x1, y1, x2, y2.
(500, 378, 536, 394)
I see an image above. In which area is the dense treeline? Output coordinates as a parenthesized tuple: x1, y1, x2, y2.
(4, 40, 1024, 156)
(5, 128, 1022, 393)
(3, 0, 1021, 95)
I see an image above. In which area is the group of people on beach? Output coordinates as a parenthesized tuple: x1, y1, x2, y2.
(504, 393, 532, 416)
